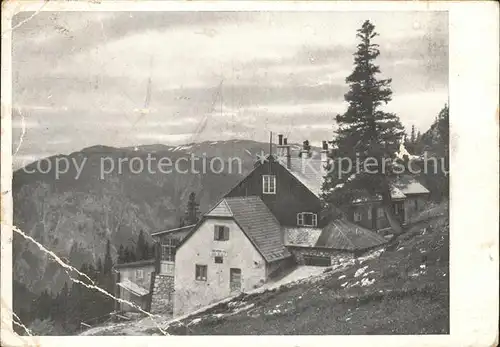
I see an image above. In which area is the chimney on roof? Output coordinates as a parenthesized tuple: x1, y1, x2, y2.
(299, 140, 311, 158)
(277, 136, 291, 169)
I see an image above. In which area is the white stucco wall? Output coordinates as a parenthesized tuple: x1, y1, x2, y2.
(116, 264, 155, 312)
(118, 264, 155, 290)
(174, 218, 267, 316)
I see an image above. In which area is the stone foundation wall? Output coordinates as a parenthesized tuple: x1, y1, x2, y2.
(289, 247, 354, 266)
(266, 256, 296, 279)
(150, 274, 174, 314)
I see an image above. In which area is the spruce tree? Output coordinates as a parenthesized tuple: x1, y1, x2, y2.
(96, 257, 103, 277)
(437, 104, 449, 159)
(184, 192, 200, 225)
(103, 239, 113, 275)
(58, 282, 69, 325)
(136, 230, 147, 261)
(117, 245, 125, 264)
(322, 20, 405, 232)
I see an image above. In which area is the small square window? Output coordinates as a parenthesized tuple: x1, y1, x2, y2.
(214, 256, 223, 264)
(195, 264, 207, 281)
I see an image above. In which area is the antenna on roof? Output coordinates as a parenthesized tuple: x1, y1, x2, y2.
(269, 131, 273, 157)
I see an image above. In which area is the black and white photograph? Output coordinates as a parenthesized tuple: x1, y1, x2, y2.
(1, 1, 498, 345)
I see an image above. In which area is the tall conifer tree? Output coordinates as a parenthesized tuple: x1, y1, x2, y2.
(322, 20, 405, 232)
(184, 192, 200, 225)
(103, 239, 113, 275)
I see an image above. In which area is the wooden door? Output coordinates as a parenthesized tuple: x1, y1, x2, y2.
(230, 268, 241, 292)
(371, 206, 377, 230)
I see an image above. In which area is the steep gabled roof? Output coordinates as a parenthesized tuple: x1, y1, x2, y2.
(279, 157, 429, 202)
(224, 196, 291, 262)
(275, 151, 430, 201)
(390, 175, 430, 195)
(178, 196, 290, 263)
(279, 157, 324, 198)
(205, 199, 233, 217)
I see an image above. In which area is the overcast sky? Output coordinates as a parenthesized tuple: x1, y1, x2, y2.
(12, 11, 448, 168)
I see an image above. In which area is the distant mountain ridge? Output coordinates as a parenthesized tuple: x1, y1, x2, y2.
(12, 122, 447, 296)
(12, 139, 319, 295)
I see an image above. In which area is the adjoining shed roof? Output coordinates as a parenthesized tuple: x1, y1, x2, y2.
(150, 224, 195, 237)
(114, 259, 155, 269)
(285, 219, 387, 252)
(390, 175, 430, 195)
(117, 279, 149, 297)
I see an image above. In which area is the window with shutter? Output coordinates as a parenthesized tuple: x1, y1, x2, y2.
(297, 212, 317, 227)
(214, 225, 229, 241)
(297, 213, 304, 225)
(312, 214, 317, 226)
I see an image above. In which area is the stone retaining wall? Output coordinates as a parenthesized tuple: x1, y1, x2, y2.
(150, 274, 174, 314)
(289, 247, 354, 266)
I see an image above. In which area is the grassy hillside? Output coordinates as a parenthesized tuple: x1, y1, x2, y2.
(82, 202, 448, 336)
(165, 204, 449, 335)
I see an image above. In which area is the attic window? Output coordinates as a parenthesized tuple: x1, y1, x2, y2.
(262, 175, 276, 194)
(297, 212, 317, 227)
